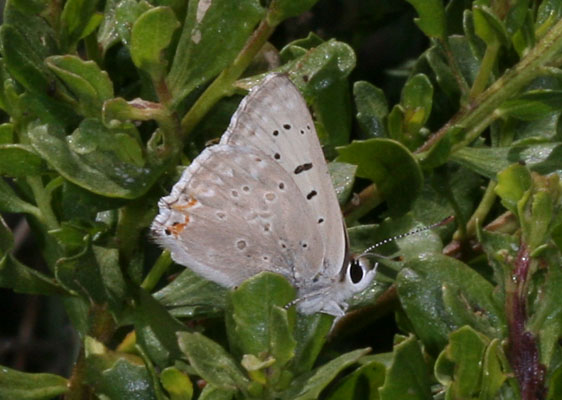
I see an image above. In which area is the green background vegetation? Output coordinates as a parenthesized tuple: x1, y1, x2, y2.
(1, 0, 562, 399)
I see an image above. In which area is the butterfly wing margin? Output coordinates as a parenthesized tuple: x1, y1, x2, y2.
(221, 74, 348, 278)
(151, 144, 324, 287)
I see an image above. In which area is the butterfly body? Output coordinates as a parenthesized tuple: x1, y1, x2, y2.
(152, 74, 375, 316)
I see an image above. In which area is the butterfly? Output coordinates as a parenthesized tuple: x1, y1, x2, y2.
(151, 73, 376, 317)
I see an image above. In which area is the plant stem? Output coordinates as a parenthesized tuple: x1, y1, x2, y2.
(343, 19, 562, 223)
(469, 40, 500, 99)
(141, 250, 173, 292)
(439, 38, 471, 103)
(343, 184, 383, 225)
(454, 180, 497, 241)
(180, 18, 276, 138)
(505, 242, 546, 399)
(26, 176, 59, 230)
(418, 17, 562, 154)
(65, 304, 115, 400)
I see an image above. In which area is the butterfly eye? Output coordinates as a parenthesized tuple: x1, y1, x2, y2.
(347, 257, 371, 284)
(345, 257, 376, 293)
(349, 259, 365, 284)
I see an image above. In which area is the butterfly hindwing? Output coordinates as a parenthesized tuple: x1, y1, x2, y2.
(152, 144, 324, 286)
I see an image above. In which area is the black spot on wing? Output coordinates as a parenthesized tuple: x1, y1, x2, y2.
(294, 163, 313, 174)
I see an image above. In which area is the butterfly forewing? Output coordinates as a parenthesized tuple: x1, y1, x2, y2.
(221, 74, 347, 278)
(152, 144, 324, 286)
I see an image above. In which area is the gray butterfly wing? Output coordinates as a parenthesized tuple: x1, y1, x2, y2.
(221, 74, 347, 279)
(152, 144, 324, 287)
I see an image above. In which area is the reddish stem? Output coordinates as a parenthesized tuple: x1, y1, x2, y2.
(506, 242, 546, 400)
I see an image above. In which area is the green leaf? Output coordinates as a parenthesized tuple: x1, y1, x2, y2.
(0, 366, 68, 400)
(411, 166, 480, 234)
(0, 60, 20, 115)
(198, 385, 235, 400)
(130, 7, 180, 81)
(387, 105, 405, 142)
(49, 222, 84, 255)
(481, 339, 508, 399)
(495, 163, 532, 215)
(161, 367, 193, 400)
(448, 35, 480, 87)
(462, 9, 487, 66)
(0, 253, 66, 296)
(397, 254, 504, 355)
(0, 124, 14, 145)
(548, 364, 562, 400)
(438, 326, 489, 398)
(405, 0, 447, 39)
(9, 0, 48, 15)
(417, 127, 454, 170)
(0, 144, 43, 177)
(0, 217, 12, 255)
(379, 336, 432, 399)
(46, 55, 114, 117)
(505, 0, 530, 36)
(499, 90, 562, 121)
(269, 305, 297, 369)
(60, 0, 100, 50)
(273, 40, 356, 148)
(0, 25, 54, 94)
(426, 45, 462, 101)
(525, 189, 554, 250)
(102, 97, 172, 126)
(451, 143, 562, 180)
(353, 80, 389, 138)
(536, 0, 562, 39)
(29, 123, 164, 199)
(94, 246, 128, 310)
(20, 92, 81, 131)
(510, 5, 534, 56)
(290, 313, 333, 375)
(153, 268, 226, 318)
(450, 146, 510, 179)
(55, 245, 127, 312)
(267, 0, 320, 26)
(325, 358, 385, 400)
(134, 288, 188, 368)
(328, 162, 357, 205)
(0, 178, 40, 215)
(177, 332, 249, 391)
(1, 5, 59, 94)
(279, 32, 324, 61)
(276, 40, 357, 98)
(238, 39, 356, 148)
(401, 73, 433, 137)
(473, 5, 510, 47)
(284, 348, 370, 400)
(226, 272, 296, 363)
(60, 182, 125, 221)
(532, 251, 562, 368)
(84, 337, 157, 400)
(352, 214, 445, 262)
(336, 139, 423, 215)
(309, 74, 352, 148)
(167, 0, 265, 105)
(97, 0, 151, 55)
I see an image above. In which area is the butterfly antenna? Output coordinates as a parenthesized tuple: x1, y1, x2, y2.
(360, 216, 454, 258)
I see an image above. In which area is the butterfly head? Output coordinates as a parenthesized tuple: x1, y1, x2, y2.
(291, 255, 377, 317)
(341, 255, 377, 295)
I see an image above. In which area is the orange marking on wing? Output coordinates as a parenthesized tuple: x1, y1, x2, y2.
(172, 197, 198, 211)
(167, 215, 190, 235)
